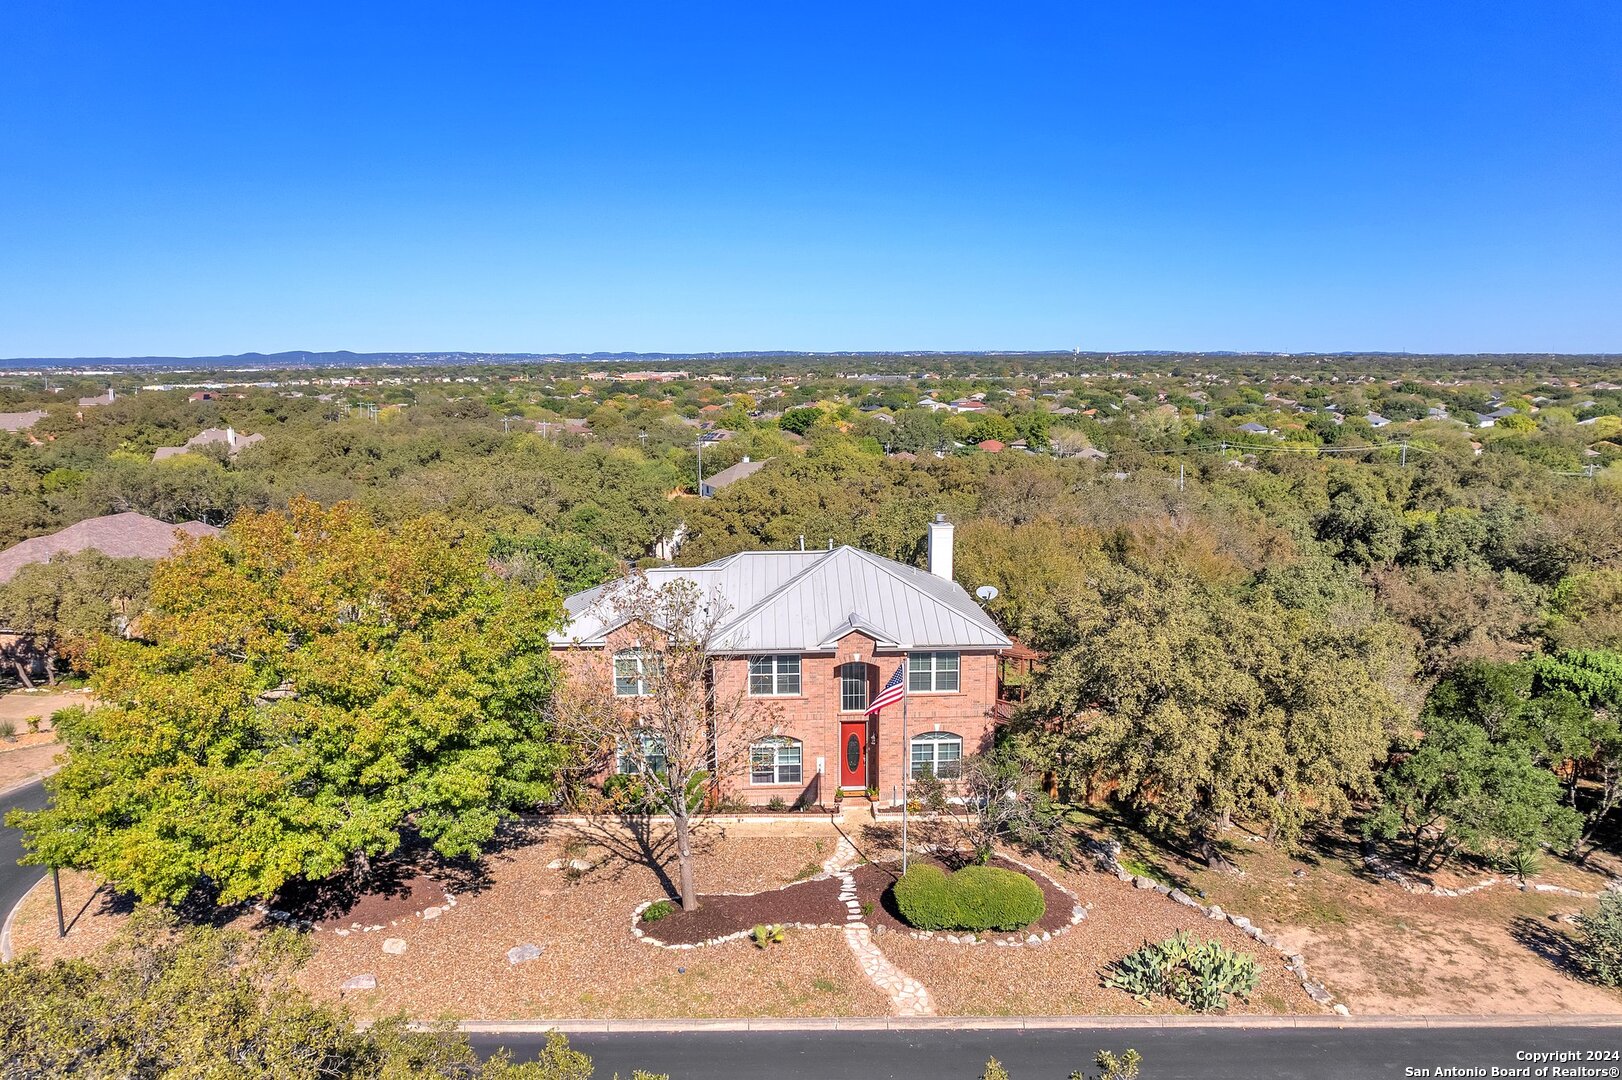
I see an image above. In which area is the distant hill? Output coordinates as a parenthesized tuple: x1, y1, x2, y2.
(4, 349, 1619, 372)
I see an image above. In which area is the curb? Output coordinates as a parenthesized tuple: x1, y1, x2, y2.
(0, 766, 57, 802)
(0, 870, 51, 963)
(454, 1014, 1622, 1034)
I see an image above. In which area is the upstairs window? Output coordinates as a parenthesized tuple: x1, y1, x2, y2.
(908, 652, 960, 693)
(839, 663, 869, 712)
(613, 650, 660, 697)
(748, 655, 802, 696)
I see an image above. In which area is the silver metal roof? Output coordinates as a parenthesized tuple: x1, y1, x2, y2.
(552, 547, 1010, 652)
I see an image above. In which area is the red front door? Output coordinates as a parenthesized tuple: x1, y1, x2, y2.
(840, 719, 868, 789)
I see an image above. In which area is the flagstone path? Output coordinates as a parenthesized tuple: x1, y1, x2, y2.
(821, 835, 936, 1016)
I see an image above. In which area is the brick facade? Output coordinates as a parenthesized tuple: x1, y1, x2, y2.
(554, 627, 1003, 808)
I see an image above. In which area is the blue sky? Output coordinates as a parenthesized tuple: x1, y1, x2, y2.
(2, 2, 1619, 357)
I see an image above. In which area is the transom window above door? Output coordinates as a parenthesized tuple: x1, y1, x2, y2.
(747, 655, 801, 696)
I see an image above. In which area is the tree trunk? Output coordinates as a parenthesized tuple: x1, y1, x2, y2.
(44, 646, 58, 687)
(672, 805, 698, 912)
(11, 657, 34, 690)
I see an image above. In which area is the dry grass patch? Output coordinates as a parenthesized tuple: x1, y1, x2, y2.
(1067, 806, 1622, 1016)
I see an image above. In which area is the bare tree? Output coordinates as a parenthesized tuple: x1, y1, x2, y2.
(553, 573, 778, 911)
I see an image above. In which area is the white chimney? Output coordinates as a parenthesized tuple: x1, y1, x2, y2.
(741, 455, 751, 463)
(928, 513, 954, 581)
(226, 426, 236, 446)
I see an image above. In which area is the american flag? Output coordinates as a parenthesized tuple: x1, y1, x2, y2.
(865, 660, 906, 716)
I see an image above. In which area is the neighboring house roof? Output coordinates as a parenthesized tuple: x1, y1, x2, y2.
(552, 546, 1011, 653)
(0, 410, 47, 433)
(700, 456, 770, 495)
(1237, 422, 1271, 434)
(0, 512, 219, 583)
(1365, 412, 1390, 427)
(1076, 447, 1109, 460)
(152, 427, 265, 461)
(977, 439, 1005, 452)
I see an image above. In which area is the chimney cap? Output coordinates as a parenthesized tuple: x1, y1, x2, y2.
(933, 512, 947, 523)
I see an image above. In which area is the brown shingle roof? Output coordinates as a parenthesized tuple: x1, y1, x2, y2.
(0, 512, 219, 583)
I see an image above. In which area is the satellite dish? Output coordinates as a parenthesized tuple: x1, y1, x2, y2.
(975, 585, 999, 601)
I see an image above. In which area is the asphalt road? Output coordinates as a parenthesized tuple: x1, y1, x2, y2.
(469, 1025, 1622, 1080)
(0, 778, 48, 937)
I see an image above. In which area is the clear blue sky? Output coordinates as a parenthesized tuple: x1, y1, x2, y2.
(2, 2, 1619, 357)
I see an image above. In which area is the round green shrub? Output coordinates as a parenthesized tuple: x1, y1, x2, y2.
(641, 900, 675, 923)
(893, 863, 1046, 932)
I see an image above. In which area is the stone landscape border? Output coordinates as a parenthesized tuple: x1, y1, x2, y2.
(1094, 840, 1346, 1014)
(1361, 847, 1616, 899)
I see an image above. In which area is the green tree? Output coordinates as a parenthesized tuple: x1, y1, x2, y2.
(1024, 561, 1404, 862)
(0, 551, 151, 686)
(10, 499, 571, 905)
(779, 406, 823, 436)
(1366, 663, 1584, 871)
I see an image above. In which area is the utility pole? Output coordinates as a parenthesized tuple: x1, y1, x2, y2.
(638, 429, 648, 451)
(696, 435, 705, 496)
(1178, 462, 1185, 492)
(1400, 442, 1408, 467)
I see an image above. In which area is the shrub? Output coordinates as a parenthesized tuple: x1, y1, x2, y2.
(641, 900, 675, 923)
(751, 924, 785, 948)
(767, 796, 788, 812)
(1575, 890, 1622, 987)
(1105, 932, 1258, 1012)
(0, 719, 15, 741)
(893, 864, 1046, 932)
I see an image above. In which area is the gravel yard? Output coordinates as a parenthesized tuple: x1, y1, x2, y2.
(865, 852, 1319, 1016)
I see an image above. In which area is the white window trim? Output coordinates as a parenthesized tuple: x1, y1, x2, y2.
(616, 730, 667, 775)
(749, 737, 804, 786)
(613, 649, 660, 698)
(838, 662, 869, 714)
(907, 651, 962, 694)
(747, 654, 803, 698)
(910, 731, 964, 779)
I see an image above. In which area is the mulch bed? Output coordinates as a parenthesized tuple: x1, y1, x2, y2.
(638, 875, 845, 945)
(642, 853, 1072, 945)
(850, 855, 1076, 936)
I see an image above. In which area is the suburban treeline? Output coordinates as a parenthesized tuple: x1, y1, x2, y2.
(2, 355, 1621, 885)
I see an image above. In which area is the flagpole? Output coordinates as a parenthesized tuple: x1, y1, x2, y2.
(900, 653, 909, 875)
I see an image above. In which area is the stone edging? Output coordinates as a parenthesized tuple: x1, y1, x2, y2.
(1362, 847, 1616, 899)
(251, 890, 458, 937)
(630, 870, 849, 949)
(1093, 840, 1345, 1015)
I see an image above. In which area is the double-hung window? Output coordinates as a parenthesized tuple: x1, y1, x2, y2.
(613, 650, 660, 697)
(617, 731, 667, 775)
(907, 651, 960, 693)
(911, 732, 963, 779)
(748, 655, 801, 696)
(750, 737, 803, 785)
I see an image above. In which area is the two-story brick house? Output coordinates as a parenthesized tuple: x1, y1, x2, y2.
(549, 516, 1011, 807)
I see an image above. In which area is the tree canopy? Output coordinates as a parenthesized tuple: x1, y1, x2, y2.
(10, 499, 572, 905)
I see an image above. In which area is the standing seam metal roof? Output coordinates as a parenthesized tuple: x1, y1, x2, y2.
(552, 547, 1009, 652)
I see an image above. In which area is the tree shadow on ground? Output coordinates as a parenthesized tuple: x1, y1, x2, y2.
(1509, 914, 1586, 978)
(568, 815, 717, 901)
(266, 824, 539, 925)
